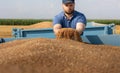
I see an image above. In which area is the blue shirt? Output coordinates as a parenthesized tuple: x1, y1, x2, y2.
(53, 10, 86, 29)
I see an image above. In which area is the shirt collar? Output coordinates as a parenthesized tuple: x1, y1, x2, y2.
(62, 11, 75, 20)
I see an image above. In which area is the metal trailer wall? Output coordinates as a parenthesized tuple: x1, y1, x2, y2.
(0, 23, 120, 46)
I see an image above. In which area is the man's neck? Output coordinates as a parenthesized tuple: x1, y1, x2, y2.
(64, 13, 73, 20)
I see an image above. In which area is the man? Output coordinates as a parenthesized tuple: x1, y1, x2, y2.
(53, 0, 86, 35)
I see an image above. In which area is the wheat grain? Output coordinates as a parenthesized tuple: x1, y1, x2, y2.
(0, 38, 120, 73)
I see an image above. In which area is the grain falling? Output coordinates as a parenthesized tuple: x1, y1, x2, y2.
(56, 28, 82, 42)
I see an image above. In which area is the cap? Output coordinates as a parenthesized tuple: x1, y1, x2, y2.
(62, 0, 75, 4)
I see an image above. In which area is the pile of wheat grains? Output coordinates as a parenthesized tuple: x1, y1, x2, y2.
(0, 28, 120, 73)
(0, 21, 52, 38)
(115, 25, 120, 34)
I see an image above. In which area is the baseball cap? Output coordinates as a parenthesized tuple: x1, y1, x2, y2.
(62, 0, 75, 4)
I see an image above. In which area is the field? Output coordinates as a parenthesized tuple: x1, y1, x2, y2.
(88, 19, 120, 25)
(0, 19, 120, 25)
(0, 19, 51, 25)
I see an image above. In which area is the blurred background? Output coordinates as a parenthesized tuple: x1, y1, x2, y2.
(0, 0, 120, 19)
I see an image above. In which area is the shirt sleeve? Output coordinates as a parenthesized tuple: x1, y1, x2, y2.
(77, 14, 87, 25)
(53, 16, 62, 26)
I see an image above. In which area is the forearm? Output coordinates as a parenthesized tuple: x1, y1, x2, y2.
(53, 24, 62, 35)
(76, 23, 85, 35)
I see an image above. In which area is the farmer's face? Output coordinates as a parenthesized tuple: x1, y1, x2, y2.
(62, 3, 75, 14)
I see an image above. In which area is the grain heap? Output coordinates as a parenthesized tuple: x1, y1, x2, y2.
(0, 38, 120, 73)
(0, 22, 52, 38)
(56, 28, 82, 42)
(115, 25, 120, 34)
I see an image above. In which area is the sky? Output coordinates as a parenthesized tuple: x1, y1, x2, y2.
(0, 0, 120, 19)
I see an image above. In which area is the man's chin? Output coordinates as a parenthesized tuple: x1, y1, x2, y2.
(65, 11, 74, 15)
